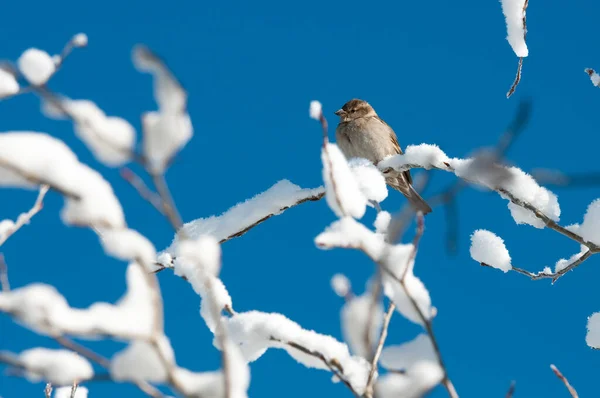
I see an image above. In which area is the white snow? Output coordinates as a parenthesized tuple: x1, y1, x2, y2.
(554, 247, 587, 273)
(309, 100, 322, 120)
(0, 219, 15, 242)
(315, 217, 386, 261)
(0, 263, 154, 339)
(0, 67, 19, 97)
(374, 211, 392, 234)
(376, 334, 442, 398)
(54, 386, 88, 398)
(72, 33, 89, 47)
(19, 348, 93, 385)
(17, 48, 56, 85)
(322, 143, 367, 219)
(576, 199, 600, 246)
(99, 228, 157, 269)
(589, 70, 600, 86)
(378, 144, 451, 173)
(133, 45, 192, 173)
(165, 180, 323, 255)
(469, 230, 512, 272)
(44, 99, 136, 166)
(348, 157, 388, 204)
(382, 244, 433, 326)
(110, 336, 174, 383)
(341, 293, 383, 358)
(225, 310, 371, 394)
(331, 273, 351, 298)
(452, 158, 560, 228)
(500, 0, 529, 57)
(586, 312, 600, 349)
(0, 132, 125, 228)
(175, 342, 250, 398)
(177, 235, 222, 277)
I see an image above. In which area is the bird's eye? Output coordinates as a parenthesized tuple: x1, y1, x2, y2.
(350, 109, 356, 113)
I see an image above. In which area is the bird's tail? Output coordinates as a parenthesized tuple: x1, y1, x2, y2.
(388, 177, 432, 215)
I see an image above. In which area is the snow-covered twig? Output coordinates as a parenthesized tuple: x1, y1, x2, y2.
(269, 337, 361, 398)
(45, 383, 53, 398)
(0, 185, 48, 247)
(585, 68, 600, 88)
(550, 364, 578, 398)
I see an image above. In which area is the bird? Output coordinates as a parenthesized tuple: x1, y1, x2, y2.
(334, 98, 432, 214)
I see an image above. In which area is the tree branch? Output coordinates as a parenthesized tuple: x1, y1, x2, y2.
(365, 301, 395, 397)
(0, 185, 49, 247)
(550, 364, 578, 398)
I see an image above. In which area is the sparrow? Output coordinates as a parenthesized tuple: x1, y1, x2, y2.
(334, 98, 432, 214)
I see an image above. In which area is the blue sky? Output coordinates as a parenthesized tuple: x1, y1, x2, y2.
(1, 0, 600, 397)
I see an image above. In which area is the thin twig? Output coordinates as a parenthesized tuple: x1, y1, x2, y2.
(45, 383, 53, 398)
(121, 168, 165, 215)
(506, 0, 528, 98)
(69, 382, 78, 398)
(550, 364, 578, 398)
(505, 381, 516, 398)
(270, 337, 361, 398)
(0, 254, 9, 292)
(364, 271, 382, 362)
(151, 173, 183, 232)
(365, 301, 396, 397)
(0, 185, 49, 247)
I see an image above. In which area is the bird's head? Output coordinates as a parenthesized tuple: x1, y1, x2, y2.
(334, 99, 376, 122)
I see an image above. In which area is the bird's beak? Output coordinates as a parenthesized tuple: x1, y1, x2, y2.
(334, 109, 344, 116)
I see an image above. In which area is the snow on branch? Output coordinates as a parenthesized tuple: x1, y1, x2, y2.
(469, 230, 512, 273)
(0, 65, 19, 98)
(133, 45, 192, 174)
(225, 310, 371, 395)
(0, 132, 125, 228)
(500, 0, 529, 98)
(585, 68, 600, 88)
(0, 348, 93, 385)
(0, 185, 48, 247)
(160, 179, 324, 267)
(0, 263, 154, 339)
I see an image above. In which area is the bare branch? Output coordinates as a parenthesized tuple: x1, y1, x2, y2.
(0, 185, 49, 247)
(150, 172, 183, 232)
(550, 364, 578, 398)
(45, 383, 53, 398)
(505, 381, 516, 398)
(365, 301, 396, 397)
(120, 168, 165, 215)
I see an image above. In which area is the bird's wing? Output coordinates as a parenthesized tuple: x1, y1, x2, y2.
(375, 116, 413, 185)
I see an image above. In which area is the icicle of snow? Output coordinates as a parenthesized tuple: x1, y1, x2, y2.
(348, 157, 388, 204)
(18, 48, 56, 85)
(0, 263, 154, 338)
(469, 230, 512, 272)
(309, 100, 322, 120)
(322, 143, 367, 219)
(133, 45, 192, 173)
(225, 310, 371, 394)
(0, 67, 19, 98)
(341, 292, 383, 358)
(500, 0, 529, 57)
(378, 144, 451, 172)
(585, 68, 600, 87)
(315, 217, 386, 261)
(54, 386, 88, 398)
(19, 348, 93, 385)
(165, 180, 323, 257)
(110, 336, 174, 383)
(586, 312, 600, 348)
(331, 273, 351, 298)
(99, 228, 157, 269)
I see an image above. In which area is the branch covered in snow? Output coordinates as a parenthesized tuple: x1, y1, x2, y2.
(585, 68, 600, 88)
(500, 0, 529, 98)
(0, 185, 48, 247)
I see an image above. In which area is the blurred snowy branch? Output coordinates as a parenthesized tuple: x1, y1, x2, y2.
(550, 364, 578, 398)
(585, 68, 600, 88)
